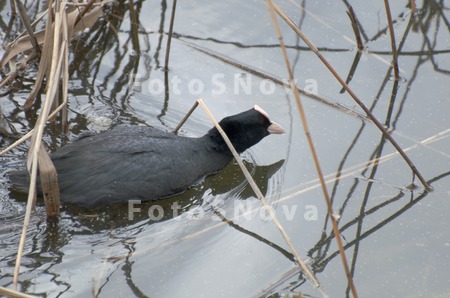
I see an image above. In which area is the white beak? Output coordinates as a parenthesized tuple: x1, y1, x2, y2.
(267, 121, 285, 134)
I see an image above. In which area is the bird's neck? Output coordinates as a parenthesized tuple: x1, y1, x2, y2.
(203, 127, 243, 155)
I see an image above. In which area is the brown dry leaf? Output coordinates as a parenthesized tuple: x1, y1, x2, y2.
(0, 6, 102, 70)
(24, 6, 102, 108)
(71, 6, 103, 38)
(38, 143, 61, 217)
(24, 3, 55, 109)
(0, 28, 46, 69)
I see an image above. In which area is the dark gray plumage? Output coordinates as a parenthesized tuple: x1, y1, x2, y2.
(9, 106, 285, 208)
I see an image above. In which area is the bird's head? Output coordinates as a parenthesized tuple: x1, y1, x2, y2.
(209, 105, 285, 154)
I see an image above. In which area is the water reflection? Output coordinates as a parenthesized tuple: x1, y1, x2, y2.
(8, 159, 284, 231)
(1, 0, 449, 296)
(2, 158, 285, 295)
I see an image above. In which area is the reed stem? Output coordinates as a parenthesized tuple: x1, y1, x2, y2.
(383, 0, 399, 79)
(164, 0, 178, 70)
(271, 2, 431, 191)
(266, 1, 358, 296)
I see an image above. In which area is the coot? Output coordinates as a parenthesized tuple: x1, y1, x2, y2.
(9, 105, 285, 208)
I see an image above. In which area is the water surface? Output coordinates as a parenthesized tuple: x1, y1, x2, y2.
(1, 0, 449, 297)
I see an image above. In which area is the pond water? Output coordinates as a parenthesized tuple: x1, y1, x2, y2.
(1, 0, 449, 297)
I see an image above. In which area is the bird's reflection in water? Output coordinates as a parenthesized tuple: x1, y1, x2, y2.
(53, 158, 285, 232)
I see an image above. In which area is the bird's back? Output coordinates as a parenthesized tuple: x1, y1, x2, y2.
(11, 126, 232, 208)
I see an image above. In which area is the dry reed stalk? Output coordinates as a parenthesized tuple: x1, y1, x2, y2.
(383, 0, 399, 79)
(3, 1, 102, 293)
(0, 4, 102, 74)
(164, 0, 178, 70)
(132, 127, 449, 262)
(173, 100, 198, 133)
(270, 2, 431, 191)
(0, 3, 103, 163)
(185, 43, 370, 121)
(277, 127, 450, 206)
(410, 0, 416, 15)
(265, 1, 357, 296)
(131, 128, 448, 260)
(0, 285, 37, 298)
(175, 99, 324, 294)
(0, 131, 33, 157)
(13, 0, 69, 289)
(347, 6, 363, 51)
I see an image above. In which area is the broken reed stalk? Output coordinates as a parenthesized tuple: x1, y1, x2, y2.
(164, 0, 177, 70)
(271, 2, 431, 191)
(173, 100, 199, 133)
(176, 99, 322, 290)
(383, 0, 399, 79)
(13, 1, 68, 288)
(265, 1, 358, 296)
(347, 6, 363, 51)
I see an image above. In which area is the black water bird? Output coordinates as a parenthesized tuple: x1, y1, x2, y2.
(9, 105, 285, 208)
